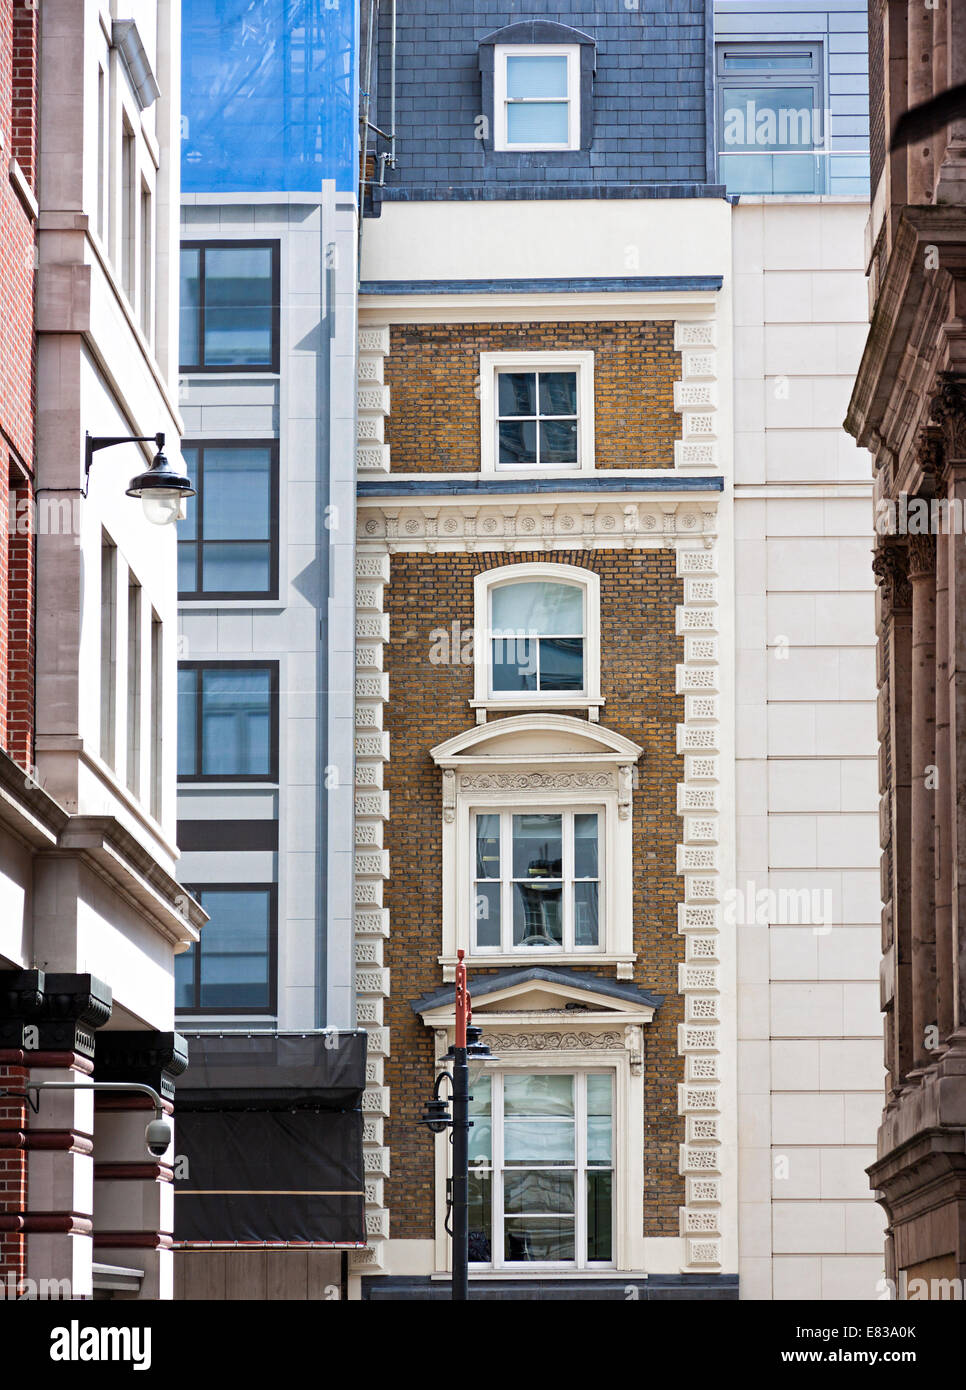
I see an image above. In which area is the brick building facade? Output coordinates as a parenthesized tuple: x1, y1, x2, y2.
(353, 273, 730, 1295)
(351, 0, 730, 1301)
(382, 547, 687, 1242)
(0, 0, 38, 1292)
(385, 322, 681, 473)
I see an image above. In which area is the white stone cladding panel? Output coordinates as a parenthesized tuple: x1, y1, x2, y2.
(731, 200, 881, 1298)
(674, 541, 724, 1272)
(353, 546, 391, 1271)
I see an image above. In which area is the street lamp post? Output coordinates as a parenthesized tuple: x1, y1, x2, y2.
(418, 948, 492, 1301)
(451, 955, 470, 1302)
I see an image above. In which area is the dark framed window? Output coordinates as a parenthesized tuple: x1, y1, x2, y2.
(177, 661, 278, 782)
(179, 240, 280, 372)
(178, 442, 279, 599)
(496, 370, 578, 466)
(716, 43, 825, 195)
(175, 884, 277, 1014)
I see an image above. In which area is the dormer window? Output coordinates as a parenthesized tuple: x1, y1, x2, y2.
(494, 45, 579, 151)
(478, 22, 596, 156)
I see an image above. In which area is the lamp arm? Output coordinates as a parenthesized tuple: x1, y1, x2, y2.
(84, 432, 166, 493)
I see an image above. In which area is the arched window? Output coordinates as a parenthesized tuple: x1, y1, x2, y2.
(473, 564, 602, 718)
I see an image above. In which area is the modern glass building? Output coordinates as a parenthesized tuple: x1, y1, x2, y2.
(172, 0, 365, 1298)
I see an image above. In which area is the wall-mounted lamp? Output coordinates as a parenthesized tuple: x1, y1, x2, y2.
(85, 432, 195, 527)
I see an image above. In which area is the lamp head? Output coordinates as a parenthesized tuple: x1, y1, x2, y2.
(465, 1024, 493, 1061)
(418, 1097, 452, 1134)
(126, 443, 195, 526)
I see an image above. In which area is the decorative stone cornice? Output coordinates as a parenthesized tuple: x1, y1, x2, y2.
(481, 1031, 624, 1052)
(0, 970, 45, 1049)
(94, 1031, 189, 1103)
(458, 771, 614, 792)
(36, 974, 112, 1060)
(846, 208, 966, 461)
(358, 497, 718, 554)
(0, 971, 112, 1060)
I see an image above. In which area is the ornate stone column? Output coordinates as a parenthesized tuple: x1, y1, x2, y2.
(907, 532, 937, 1067)
(873, 544, 914, 1086)
(931, 375, 966, 1045)
(935, 529, 956, 1047)
(923, 430, 957, 1048)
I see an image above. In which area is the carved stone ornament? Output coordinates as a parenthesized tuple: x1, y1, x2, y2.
(442, 768, 456, 824)
(624, 1024, 644, 1075)
(459, 772, 614, 792)
(872, 545, 912, 614)
(618, 765, 633, 821)
(907, 532, 936, 579)
(930, 374, 966, 461)
(916, 426, 945, 489)
(481, 1031, 624, 1052)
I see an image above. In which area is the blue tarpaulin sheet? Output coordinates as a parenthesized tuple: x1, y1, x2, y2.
(182, 0, 357, 194)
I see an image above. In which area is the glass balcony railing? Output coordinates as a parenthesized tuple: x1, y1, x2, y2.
(717, 149, 870, 197)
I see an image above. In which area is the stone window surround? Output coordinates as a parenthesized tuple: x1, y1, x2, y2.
(479, 350, 596, 478)
(430, 711, 642, 978)
(417, 971, 658, 1276)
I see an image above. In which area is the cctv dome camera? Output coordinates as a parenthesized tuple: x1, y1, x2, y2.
(145, 1118, 172, 1157)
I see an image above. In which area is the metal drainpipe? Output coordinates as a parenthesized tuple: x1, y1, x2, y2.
(375, 0, 397, 186)
(358, 0, 376, 281)
(388, 0, 396, 172)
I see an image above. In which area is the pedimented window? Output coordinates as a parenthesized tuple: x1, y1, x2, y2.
(431, 713, 641, 976)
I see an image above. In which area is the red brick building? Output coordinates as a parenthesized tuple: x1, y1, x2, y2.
(0, 0, 38, 1293)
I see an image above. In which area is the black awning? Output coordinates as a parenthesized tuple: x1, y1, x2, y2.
(174, 1108, 364, 1245)
(173, 1032, 367, 1246)
(177, 1031, 366, 1111)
